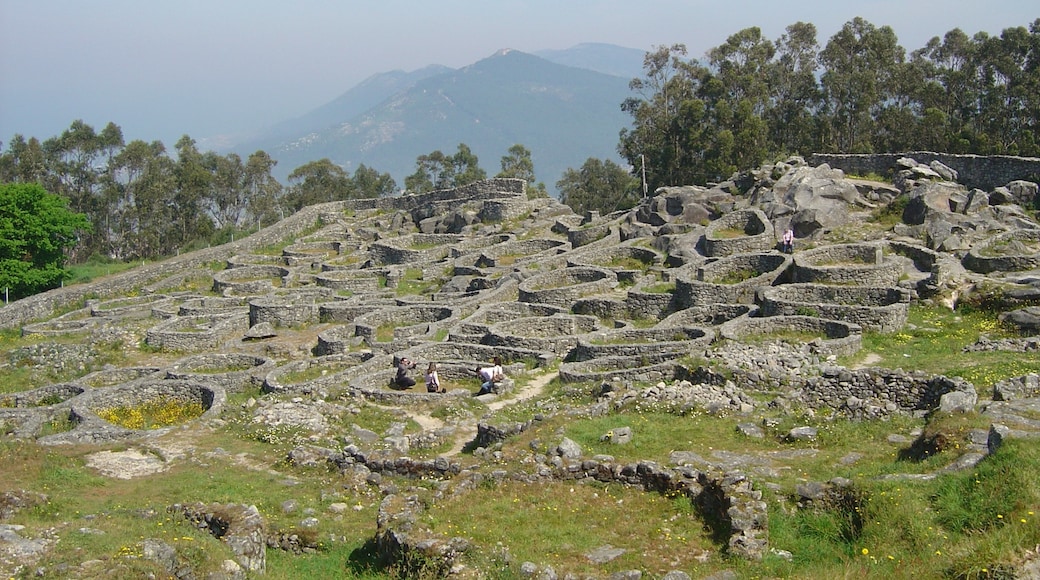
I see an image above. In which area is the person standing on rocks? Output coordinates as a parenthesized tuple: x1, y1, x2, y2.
(782, 228, 794, 253)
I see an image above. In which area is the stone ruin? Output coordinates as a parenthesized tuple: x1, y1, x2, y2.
(3, 156, 1040, 577)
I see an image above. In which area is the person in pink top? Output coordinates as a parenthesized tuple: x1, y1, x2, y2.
(425, 362, 445, 393)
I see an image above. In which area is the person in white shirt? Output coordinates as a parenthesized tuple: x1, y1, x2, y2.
(474, 356, 504, 395)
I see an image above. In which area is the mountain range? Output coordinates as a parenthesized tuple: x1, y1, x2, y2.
(232, 43, 647, 193)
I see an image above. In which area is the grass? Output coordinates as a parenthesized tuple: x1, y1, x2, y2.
(606, 256, 652, 272)
(422, 480, 713, 576)
(395, 268, 440, 296)
(846, 303, 1040, 390)
(642, 281, 675, 294)
(713, 267, 759, 284)
(712, 225, 750, 239)
(375, 324, 396, 343)
(279, 361, 354, 384)
(66, 258, 150, 286)
(0, 332, 132, 395)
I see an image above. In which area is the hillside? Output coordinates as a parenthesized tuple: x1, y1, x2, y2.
(237, 49, 634, 190)
(2, 157, 1040, 578)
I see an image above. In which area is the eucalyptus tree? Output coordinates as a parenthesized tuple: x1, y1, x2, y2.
(172, 136, 214, 250)
(705, 27, 774, 176)
(496, 144, 547, 197)
(109, 140, 176, 260)
(285, 159, 355, 211)
(619, 44, 713, 190)
(819, 18, 905, 152)
(0, 135, 47, 184)
(243, 150, 283, 225)
(404, 144, 486, 193)
(351, 164, 397, 199)
(205, 151, 247, 230)
(974, 21, 1040, 155)
(767, 22, 824, 154)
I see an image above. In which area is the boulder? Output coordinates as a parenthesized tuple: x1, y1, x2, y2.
(1000, 307, 1040, 335)
(939, 389, 977, 413)
(1006, 180, 1039, 206)
(764, 164, 863, 234)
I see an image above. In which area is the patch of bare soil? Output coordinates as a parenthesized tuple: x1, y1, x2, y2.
(851, 352, 882, 370)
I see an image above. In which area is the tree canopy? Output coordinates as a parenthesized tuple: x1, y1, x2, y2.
(618, 18, 1040, 192)
(0, 182, 89, 300)
(556, 158, 640, 215)
(404, 144, 487, 193)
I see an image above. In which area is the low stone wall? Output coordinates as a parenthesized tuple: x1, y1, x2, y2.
(90, 294, 176, 318)
(484, 314, 600, 354)
(21, 309, 99, 338)
(792, 243, 904, 286)
(281, 241, 343, 267)
(703, 209, 775, 257)
(39, 380, 226, 444)
(658, 303, 755, 327)
(718, 315, 862, 359)
(558, 353, 683, 383)
(809, 152, 1040, 191)
(566, 223, 617, 248)
(248, 291, 339, 328)
(472, 238, 569, 269)
(313, 270, 383, 292)
(368, 234, 461, 266)
(211, 264, 292, 296)
(79, 367, 164, 387)
(165, 353, 276, 394)
(518, 266, 618, 307)
(319, 299, 397, 324)
(962, 229, 1040, 274)
(886, 241, 951, 297)
(796, 367, 975, 416)
(0, 383, 86, 408)
(759, 284, 911, 333)
(261, 353, 373, 395)
(174, 296, 249, 317)
(569, 326, 714, 362)
(675, 253, 792, 307)
(226, 253, 286, 268)
(405, 342, 552, 368)
(565, 244, 662, 272)
(353, 305, 456, 346)
(145, 312, 250, 351)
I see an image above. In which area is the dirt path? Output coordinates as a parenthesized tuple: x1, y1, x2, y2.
(412, 369, 559, 457)
(851, 352, 882, 370)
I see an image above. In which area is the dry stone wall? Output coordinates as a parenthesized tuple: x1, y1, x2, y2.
(809, 152, 1040, 191)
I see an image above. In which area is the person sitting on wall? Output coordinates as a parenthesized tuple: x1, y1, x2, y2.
(393, 355, 417, 389)
(425, 362, 445, 393)
(473, 356, 505, 396)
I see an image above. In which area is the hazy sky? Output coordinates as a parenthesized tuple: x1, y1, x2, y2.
(1, 0, 1036, 150)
